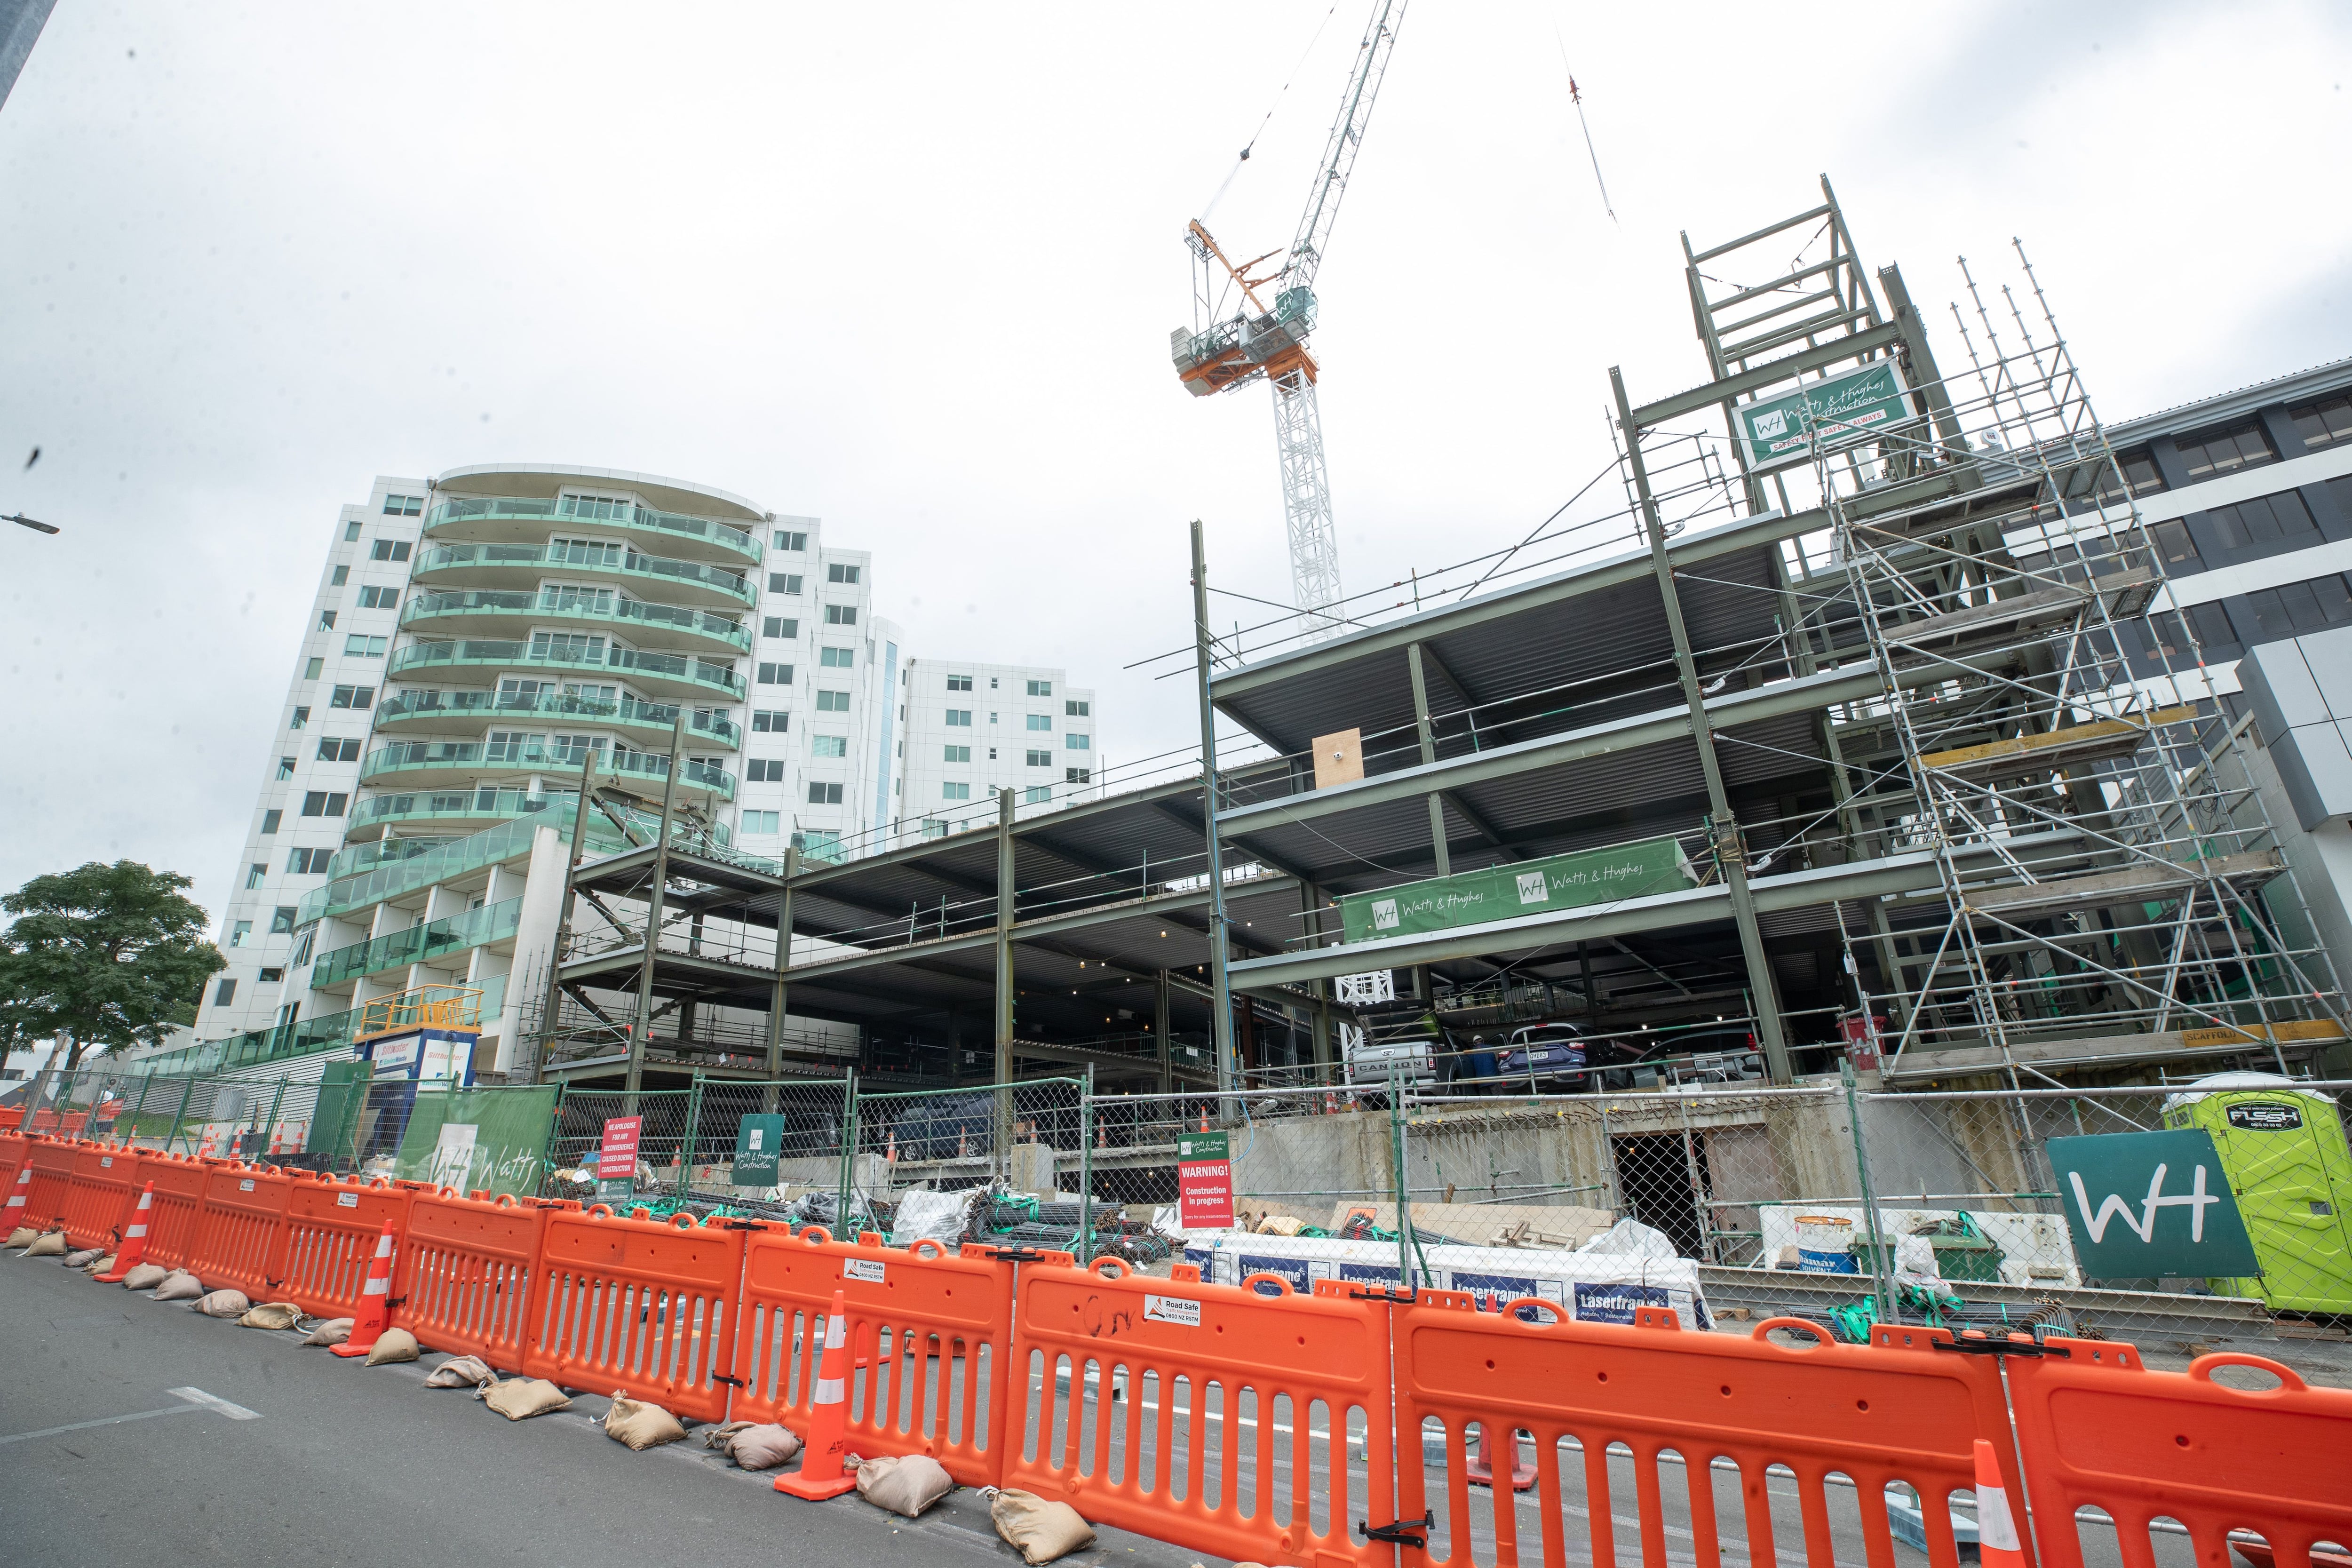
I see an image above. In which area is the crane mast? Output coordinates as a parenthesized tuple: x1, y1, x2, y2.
(1170, 0, 1406, 640)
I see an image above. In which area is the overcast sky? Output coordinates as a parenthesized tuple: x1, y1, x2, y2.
(1, 1, 2346, 936)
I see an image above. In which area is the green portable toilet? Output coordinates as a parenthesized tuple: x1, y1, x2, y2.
(2161, 1072, 2352, 1313)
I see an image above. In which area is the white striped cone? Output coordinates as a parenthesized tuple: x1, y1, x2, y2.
(774, 1289, 858, 1499)
(95, 1183, 154, 1281)
(331, 1221, 397, 1357)
(3, 1165, 27, 1219)
(1973, 1439, 2027, 1568)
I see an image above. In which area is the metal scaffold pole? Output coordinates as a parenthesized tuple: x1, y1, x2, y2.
(1191, 520, 1240, 1123)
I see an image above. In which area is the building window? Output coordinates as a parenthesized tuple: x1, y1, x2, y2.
(558, 493, 631, 521)
(330, 565, 349, 587)
(2242, 575, 2352, 643)
(944, 744, 971, 763)
(288, 847, 331, 874)
(357, 585, 399, 609)
(811, 735, 847, 758)
(942, 782, 971, 801)
(304, 656, 325, 680)
(2092, 449, 2165, 505)
(343, 521, 361, 542)
(769, 573, 803, 595)
(946, 674, 973, 692)
(824, 604, 856, 625)
(277, 756, 296, 780)
(808, 781, 844, 805)
(258, 967, 286, 985)
(820, 646, 853, 668)
(762, 616, 799, 639)
(944, 708, 972, 727)
(214, 978, 238, 1005)
(270, 906, 298, 935)
(2291, 394, 2352, 450)
(1065, 732, 1091, 750)
(741, 810, 781, 836)
(344, 634, 389, 658)
(1025, 713, 1051, 732)
(382, 493, 422, 516)
(301, 791, 349, 817)
(528, 631, 603, 663)
(2199, 492, 2324, 559)
(816, 690, 850, 712)
(1025, 748, 1051, 767)
(260, 809, 282, 834)
(2175, 421, 2275, 479)
(753, 709, 788, 732)
(921, 820, 949, 840)
(774, 529, 808, 551)
(757, 661, 794, 686)
(318, 609, 337, 630)
(1066, 699, 1089, 716)
(228, 922, 252, 950)
(1025, 785, 1052, 804)
(746, 758, 787, 782)
(1066, 767, 1092, 784)
(289, 706, 309, 730)
(246, 863, 268, 889)
(370, 539, 413, 562)
(826, 562, 860, 584)
(1026, 678, 1051, 696)
(329, 685, 373, 710)
(317, 737, 362, 762)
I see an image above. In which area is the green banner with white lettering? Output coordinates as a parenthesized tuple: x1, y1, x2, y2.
(732, 1114, 785, 1186)
(2047, 1129, 2259, 1281)
(1732, 359, 1912, 473)
(1339, 837, 1697, 944)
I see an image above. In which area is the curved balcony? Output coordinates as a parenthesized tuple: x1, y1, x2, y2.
(400, 589, 750, 658)
(346, 786, 569, 841)
(423, 495, 761, 568)
(412, 541, 755, 612)
(375, 688, 742, 750)
(360, 740, 735, 804)
(388, 637, 746, 702)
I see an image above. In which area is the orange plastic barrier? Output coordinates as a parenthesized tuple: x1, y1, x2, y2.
(2007, 1337, 2352, 1568)
(0, 1131, 30, 1202)
(1001, 1257, 1395, 1568)
(58, 1143, 144, 1250)
(281, 1174, 429, 1321)
(188, 1162, 295, 1298)
(522, 1205, 746, 1423)
(0, 1106, 24, 1131)
(400, 1189, 570, 1373)
(135, 1152, 221, 1271)
(20, 1137, 82, 1230)
(732, 1226, 1027, 1488)
(1390, 1300, 2027, 1568)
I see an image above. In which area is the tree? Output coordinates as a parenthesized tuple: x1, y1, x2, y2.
(0, 861, 226, 1074)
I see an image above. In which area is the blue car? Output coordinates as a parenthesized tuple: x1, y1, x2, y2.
(1496, 1024, 1591, 1088)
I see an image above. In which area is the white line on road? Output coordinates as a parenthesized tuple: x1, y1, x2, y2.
(167, 1386, 263, 1420)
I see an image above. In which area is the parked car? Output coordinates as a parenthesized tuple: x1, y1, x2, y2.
(1497, 1022, 1592, 1089)
(1344, 1031, 1438, 1088)
(1598, 1026, 1763, 1089)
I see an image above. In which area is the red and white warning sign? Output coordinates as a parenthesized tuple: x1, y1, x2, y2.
(1176, 1130, 1234, 1230)
(598, 1115, 644, 1179)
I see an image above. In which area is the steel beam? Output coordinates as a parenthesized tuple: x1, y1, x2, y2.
(1629, 322, 1903, 429)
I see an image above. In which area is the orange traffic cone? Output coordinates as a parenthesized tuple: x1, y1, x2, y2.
(2, 1163, 28, 1228)
(331, 1220, 397, 1358)
(1465, 1421, 1537, 1491)
(94, 1183, 155, 1282)
(885, 1130, 898, 1164)
(1972, 1440, 2026, 1568)
(774, 1289, 858, 1500)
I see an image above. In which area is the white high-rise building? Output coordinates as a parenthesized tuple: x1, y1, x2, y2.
(186, 464, 1097, 1069)
(895, 659, 1098, 842)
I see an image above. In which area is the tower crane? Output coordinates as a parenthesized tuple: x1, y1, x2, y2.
(1171, 0, 1406, 639)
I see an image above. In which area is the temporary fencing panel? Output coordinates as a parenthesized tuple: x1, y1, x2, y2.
(733, 1227, 1025, 1488)
(523, 1205, 745, 1423)
(58, 1143, 143, 1250)
(401, 1189, 568, 1373)
(137, 1153, 219, 1271)
(22, 1138, 81, 1230)
(281, 1175, 425, 1320)
(1002, 1257, 1394, 1568)
(1391, 1301, 2029, 1568)
(2007, 1337, 2352, 1568)
(0, 1132, 33, 1217)
(189, 1162, 295, 1298)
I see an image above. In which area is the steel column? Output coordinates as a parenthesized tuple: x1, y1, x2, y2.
(1406, 642, 1450, 877)
(764, 845, 799, 1113)
(626, 708, 690, 1109)
(1190, 520, 1239, 1119)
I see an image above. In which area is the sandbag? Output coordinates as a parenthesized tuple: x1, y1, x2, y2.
(424, 1355, 496, 1388)
(153, 1270, 205, 1302)
(61, 1247, 103, 1268)
(122, 1263, 168, 1291)
(722, 1422, 802, 1469)
(24, 1231, 66, 1258)
(478, 1378, 571, 1420)
(989, 1488, 1096, 1563)
(85, 1253, 117, 1275)
(301, 1316, 353, 1346)
(857, 1453, 956, 1518)
(364, 1328, 420, 1365)
(5, 1226, 38, 1249)
(602, 1391, 687, 1450)
(239, 1301, 304, 1330)
(193, 1289, 252, 1319)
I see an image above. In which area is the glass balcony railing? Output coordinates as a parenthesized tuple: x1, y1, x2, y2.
(361, 739, 736, 800)
(388, 637, 747, 699)
(310, 896, 525, 989)
(375, 688, 742, 748)
(425, 495, 760, 562)
(401, 589, 750, 653)
(143, 972, 513, 1079)
(413, 541, 755, 605)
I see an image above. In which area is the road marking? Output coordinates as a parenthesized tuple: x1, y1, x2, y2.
(168, 1386, 263, 1420)
(0, 1404, 200, 1446)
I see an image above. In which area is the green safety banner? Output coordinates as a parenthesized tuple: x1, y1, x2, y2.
(1732, 359, 1912, 473)
(2047, 1129, 2260, 1281)
(1340, 837, 1697, 943)
(732, 1113, 785, 1186)
(391, 1084, 562, 1199)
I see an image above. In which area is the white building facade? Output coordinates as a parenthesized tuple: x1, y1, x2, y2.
(894, 659, 1098, 842)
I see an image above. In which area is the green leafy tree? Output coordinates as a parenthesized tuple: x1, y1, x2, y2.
(0, 861, 225, 1074)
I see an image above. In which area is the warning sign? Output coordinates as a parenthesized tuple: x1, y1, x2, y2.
(1144, 1294, 1201, 1328)
(844, 1257, 886, 1284)
(1176, 1130, 1234, 1230)
(598, 1115, 643, 1202)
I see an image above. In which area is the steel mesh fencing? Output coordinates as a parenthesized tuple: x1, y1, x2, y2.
(540, 1086, 694, 1201)
(22, 1061, 383, 1170)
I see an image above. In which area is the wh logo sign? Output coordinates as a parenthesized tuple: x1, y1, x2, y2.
(2047, 1130, 2259, 1281)
(2066, 1162, 2221, 1244)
